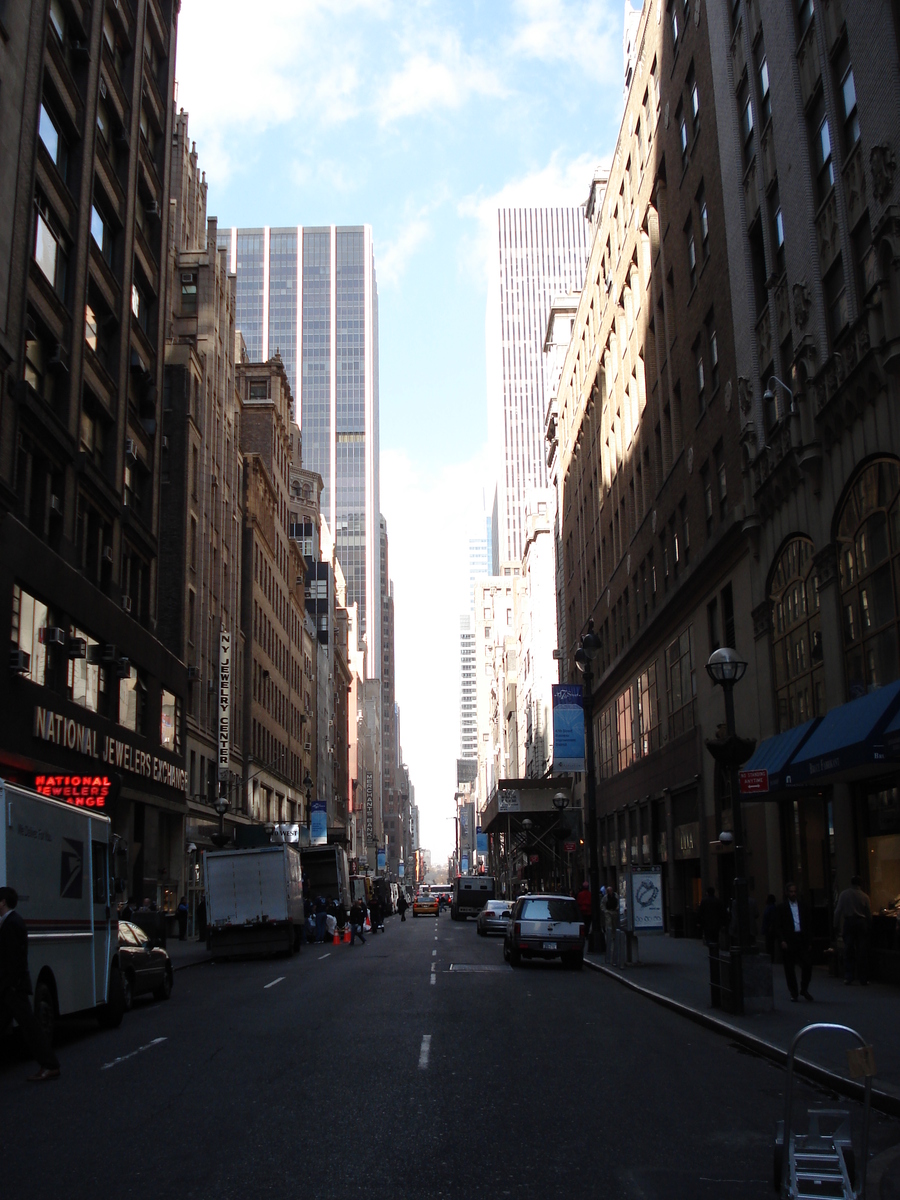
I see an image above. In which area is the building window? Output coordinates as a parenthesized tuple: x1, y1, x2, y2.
(616, 687, 635, 772)
(48, 0, 66, 42)
(694, 338, 705, 409)
(599, 705, 615, 778)
(702, 463, 714, 535)
(772, 201, 786, 276)
(706, 314, 719, 392)
(666, 626, 696, 738)
(677, 104, 688, 169)
(181, 272, 197, 314)
(67, 627, 100, 711)
(686, 220, 697, 289)
(838, 458, 900, 699)
(715, 442, 728, 517)
(757, 50, 771, 126)
(810, 95, 835, 202)
(670, 1, 680, 50)
(771, 537, 824, 730)
(824, 256, 848, 339)
(91, 206, 113, 266)
(835, 46, 859, 151)
(688, 66, 700, 133)
(34, 205, 67, 299)
(739, 81, 754, 166)
(119, 665, 146, 734)
(698, 184, 709, 260)
(10, 585, 50, 685)
(637, 662, 660, 755)
(161, 689, 181, 753)
(38, 103, 67, 180)
(797, 0, 813, 38)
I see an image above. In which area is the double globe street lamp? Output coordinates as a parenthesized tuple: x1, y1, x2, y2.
(574, 620, 604, 953)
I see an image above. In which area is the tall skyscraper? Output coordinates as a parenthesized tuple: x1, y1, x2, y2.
(487, 209, 590, 565)
(220, 225, 380, 676)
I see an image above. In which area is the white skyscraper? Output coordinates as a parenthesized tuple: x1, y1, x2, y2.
(487, 208, 590, 565)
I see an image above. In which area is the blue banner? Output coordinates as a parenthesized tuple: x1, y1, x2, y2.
(311, 800, 327, 845)
(377, 848, 386, 871)
(460, 855, 469, 873)
(476, 829, 488, 854)
(398, 862, 405, 877)
(552, 683, 585, 771)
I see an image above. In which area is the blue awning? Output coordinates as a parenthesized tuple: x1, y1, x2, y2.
(783, 678, 900, 786)
(740, 719, 818, 793)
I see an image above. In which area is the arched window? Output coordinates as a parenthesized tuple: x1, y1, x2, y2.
(837, 458, 900, 697)
(770, 537, 824, 732)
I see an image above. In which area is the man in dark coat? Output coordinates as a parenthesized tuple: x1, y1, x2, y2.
(775, 881, 814, 1002)
(0, 886, 60, 1080)
(397, 891, 409, 922)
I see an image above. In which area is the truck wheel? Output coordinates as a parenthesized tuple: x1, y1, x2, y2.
(34, 980, 56, 1045)
(98, 967, 125, 1028)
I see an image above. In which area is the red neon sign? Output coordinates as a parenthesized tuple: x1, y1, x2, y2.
(34, 774, 111, 807)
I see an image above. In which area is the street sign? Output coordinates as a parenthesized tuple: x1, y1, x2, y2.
(529, 853, 539, 864)
(739, 768, 769, 794)
(563, 840, 577, 853)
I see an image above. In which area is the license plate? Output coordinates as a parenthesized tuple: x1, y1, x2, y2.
(542, 941, 557, 950)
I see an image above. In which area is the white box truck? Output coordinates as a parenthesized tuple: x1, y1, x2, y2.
(203, 844, 304, 958)
(0, 777, 125, 1041)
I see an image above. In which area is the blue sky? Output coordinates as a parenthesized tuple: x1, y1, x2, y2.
(176, 0, 630, 860)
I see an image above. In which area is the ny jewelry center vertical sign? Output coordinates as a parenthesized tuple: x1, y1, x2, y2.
(218, 628, 231, 784)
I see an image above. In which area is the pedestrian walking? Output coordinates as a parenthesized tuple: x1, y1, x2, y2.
(698, 887, 724, 946)
(775, 882, 814, 1002)
(576, 881, 592, 939)
(834, 875, 872, 985)
(369, 896, 381, 934)
(349, 899, 367, 944)
(176, 896, 188, 941)
(397, 891, 408, 922)
(0, 887, 60, 1082)
(761, 893, 777, 960)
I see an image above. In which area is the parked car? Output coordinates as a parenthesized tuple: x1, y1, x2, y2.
(503, 894, 585, 969)
(476, 900, 512, 937)
(118, 920, 174, 1008)
(413, 892, 439, 917)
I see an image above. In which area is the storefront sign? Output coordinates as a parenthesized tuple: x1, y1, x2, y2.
(365, 772, 374, 843)
(218, 628, 231, 781)
(552, 684, 585, 772)
(34, 774, 112, 807)
(630, 868, 664, 931)
(739, 768, 769, 794)
(33, 705, 187, 794)
(563, 840, 577, 853)
(673, 821, 700, 861)
(497, 789, 520, 813)
(311, 800, 327, 845)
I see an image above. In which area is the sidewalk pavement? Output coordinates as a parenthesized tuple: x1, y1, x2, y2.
(585, 933, 900, 1114)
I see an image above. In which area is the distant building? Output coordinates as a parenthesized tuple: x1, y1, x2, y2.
(220, 225, 381, 677)
(487, 208, 590, 567)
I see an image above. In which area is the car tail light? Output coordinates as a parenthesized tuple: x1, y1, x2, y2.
(514, 921, 521, 940)
(579, 924, 585, 938)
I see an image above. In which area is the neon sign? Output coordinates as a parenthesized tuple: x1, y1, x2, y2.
(34, 774, 112, 807)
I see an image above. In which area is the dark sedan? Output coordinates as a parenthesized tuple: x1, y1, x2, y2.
(118, 920, 174, 1009)
(476, 900, 512, 936)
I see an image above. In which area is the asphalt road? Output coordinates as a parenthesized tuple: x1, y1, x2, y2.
(2, 913, 898, 1200)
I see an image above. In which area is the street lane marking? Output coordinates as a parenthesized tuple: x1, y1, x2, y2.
(418, 1034, 431, 1070)
(448, 964, 512, 973)
(432, 950, 436, 957)
(264, 976, 285, 989)
(431, 963, 436, 973)
(318, 953, 331, 960)
(430, 975, 435, 985)
(101, 1037, 167, 1070)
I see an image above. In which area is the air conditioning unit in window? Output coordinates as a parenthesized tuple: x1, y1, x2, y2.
(303, 741, 312, 753)
(99, 76, 108, 99)
(49, 343, 69, 374)
(10, 649, 30, 674)
(39, 626, 66, 646)
(116, 656, 131, 678)
(68, 637, 86, 659)
(147, 201, 161, 219)
(122, 595, 132, 614)
(49, 494, 63, 516)
(102, 545, 114, 564)
(187, 665, 201, 682)
(125, 438, 136, 459)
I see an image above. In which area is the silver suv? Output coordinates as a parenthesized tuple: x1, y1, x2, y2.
(503, 894, 585, 970)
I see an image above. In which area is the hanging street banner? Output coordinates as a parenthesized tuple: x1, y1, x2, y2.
(476, 827, 488, 855)
(552, 684, 585, 772)
(218, 627, 231, 781)
(311, 800, 328, 844)
(365, 771, 374, 844)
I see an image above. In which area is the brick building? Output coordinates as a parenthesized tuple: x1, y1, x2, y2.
(160, 110, 246, 873)
(552, 0, 759, 933)
(0, 0, 188, 911)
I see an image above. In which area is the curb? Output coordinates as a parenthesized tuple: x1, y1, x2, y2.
(171, 955, 212, 972)
(584, 956, 900, 1119)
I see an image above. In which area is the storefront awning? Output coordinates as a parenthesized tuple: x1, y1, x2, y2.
(742, 679, 900, 794)
(740, 719, 818, 793)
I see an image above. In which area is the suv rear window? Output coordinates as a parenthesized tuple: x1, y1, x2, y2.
(521, 898, 580, 923)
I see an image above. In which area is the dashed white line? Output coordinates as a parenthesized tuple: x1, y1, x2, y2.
(430, 974, 436, 985)
(264, 976, 285, 989)
(418, 1034, 431, 1070)
(101, 1036, 167, 1071)
(318, 953, 331, 961)
(432, 949, 437, 957)
(430, 963, 436, 973)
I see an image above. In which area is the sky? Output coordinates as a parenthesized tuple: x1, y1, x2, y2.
(175, 0, 631, 862)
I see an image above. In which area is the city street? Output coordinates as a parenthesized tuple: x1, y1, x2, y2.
(3, 916, 898, 1200)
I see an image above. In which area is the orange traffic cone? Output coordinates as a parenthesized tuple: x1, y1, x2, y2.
(332, 929, 340, 945)
(343, 927, 351, 944)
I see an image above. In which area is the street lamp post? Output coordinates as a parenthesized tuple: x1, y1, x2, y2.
(574, 619, 604, 954)
(705, 647, 755, 953)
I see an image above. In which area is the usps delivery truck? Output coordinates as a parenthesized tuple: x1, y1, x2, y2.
(0, 777, 125, 1041)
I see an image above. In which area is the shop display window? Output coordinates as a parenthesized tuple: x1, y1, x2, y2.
(770, 537, 824, 731)
(10, 585, 50, 685)
(837, 458, 900, 698)
(867, 786, 900, 913)
(160, 689, 181, 754)
(67, 626, 100, 712)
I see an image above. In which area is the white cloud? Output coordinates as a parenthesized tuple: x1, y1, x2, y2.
(381, 445, 491, 862)
(509, 0, 621, 84)
(377, 32, 505, 124)
(377, 216, 431, 286)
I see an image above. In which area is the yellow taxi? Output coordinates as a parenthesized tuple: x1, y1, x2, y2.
(413, 891, 439, 917)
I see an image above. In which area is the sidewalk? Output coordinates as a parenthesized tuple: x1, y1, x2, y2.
(166, 936, 212, 971)
(585, 934, 900, 1114)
